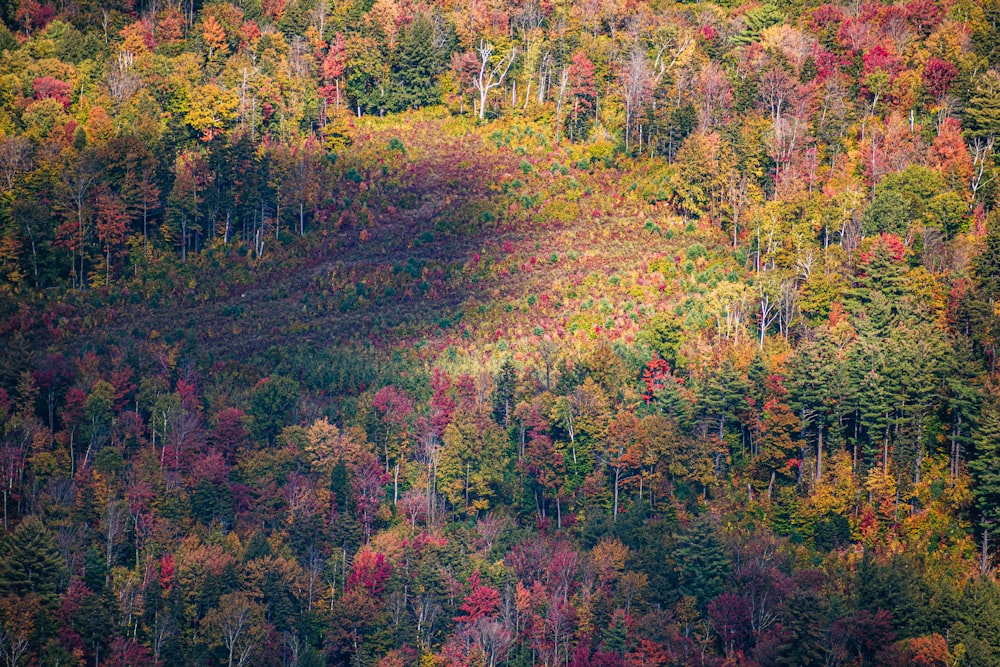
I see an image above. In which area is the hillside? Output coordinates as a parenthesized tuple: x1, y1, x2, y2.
(2, 0, 1000, 666)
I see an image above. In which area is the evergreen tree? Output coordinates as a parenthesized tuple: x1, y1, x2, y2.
(388, 15, 443, 111)
(674, 517, 730, 608)
(975, 213, 1000, 303)
(857, 553, 930, 638)
(965, 214, 1000, 372)
(966, 70, 1000, 140)
(942, 340, 983, 477)
(493, 358, 517, 427)
(0, 516, 67, 603)
(697, 360, 748, 443)
(243, 529, 273, 562)
(789, 332, 840, 480)
(330, 459, 363, 554)
(774, 590, 828, 667)
(951, 578, 1000, 666)
(970, 401, 1000, 534)
(330, 458, 354, 511)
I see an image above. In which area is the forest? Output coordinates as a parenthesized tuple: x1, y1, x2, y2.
(2, 0, 1000, 664)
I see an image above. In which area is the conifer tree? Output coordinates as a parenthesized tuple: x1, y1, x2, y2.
(774, 590, 828, 667)
(389, 15, 443, 111)
(970, 402, 1000, 535)
(0, 515, 67, 603)
(674, 517, 730, 609)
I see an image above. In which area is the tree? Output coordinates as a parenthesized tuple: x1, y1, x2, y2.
(566, 51, 596, 142)
(0, 594, 39, 667)
(468, 40, 517, 121)
(924, 57, 957, 104)
(202, 14, 228, 61)
(950, 577, 1000, 665)
(857, 553, 929, 638)
(830, 608, 897, 666)
(0, 137, 31, 196)
(966, 70, 1000, 140)
(248, 375, 300, 443)
(93, 186, 128, 285)
(520, 428, 565, 525)
(774, 590, 828, 667)
(674, 517, 730, 608)
(322, 33, 348, 111)
(351, 451, 388, 541)
(203, 592, 265, 667)
(862, 165, 945, 237)
(57, 152, 99, 290)
(345, 36, 390, 116)
(622, 43, 652, 153)
(388, 14, 443, 111)
(371, 384, 412, 478)
(602, 411, 643, 522)
(0, 515, 66, 603)
(970, 401, 1000, 544)
(186, 83, 239, 141)
(438, 411, 509, 516)
(708, 592, 752, 655)
(304, 417, 363, 474)
(493, 359, 517, 427)
(166, 150, 209, 262)
(104, 637, 156, 667)
(454, 570, 500, 623)
(789, 332, 841, 481)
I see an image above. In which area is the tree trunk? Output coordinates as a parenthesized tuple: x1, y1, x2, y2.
(816, 425, 823, 482)
(613, 467, 621, 522)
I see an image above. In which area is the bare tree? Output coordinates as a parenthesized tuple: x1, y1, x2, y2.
(0, 136, 31, 194)
(152, 611, 175, 663)
(971, 135, 996, 208)
(776, 277, 798, 339)
(108, 50, 141, 102)
(411, 593, 442, 650)
(696, 62, 731, 133)
(476, 619, 513, 667)
(473, 41, 517, 121)
(651, 28, 695, 87)
(757, 280, 779, 350)
(621, 43, 652, 152)
(102, 499, 128, 582)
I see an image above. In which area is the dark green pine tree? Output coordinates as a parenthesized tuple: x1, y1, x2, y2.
(950, 578, 1000, 666)
(892, 323, 946, 485)
(0, 515, 67, 603)
(966, 71, 1000, 141)
(697, 360, 748, 444)
(243, 529, 273, 563)
(975, 213, 1000, 303)
(330, 459, 363, 555)
(602, 609, 628, 658)
(789, 332, 840, 480)
(774, 590, 828, 667)
(493, 358, 517, 427)
(846, 326, 895, 470)
(970, 401, 1000, 536)
(388, 14, 444, 111)
(856, 552, 929, 638)
(674, 516, 730, 609)
(966, 213, 1000, 371)
(846, 238, 908, 328)
(943, 339, 983, 477)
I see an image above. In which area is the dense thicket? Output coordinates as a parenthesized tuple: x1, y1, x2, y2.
(2, 0, 1000, 665)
